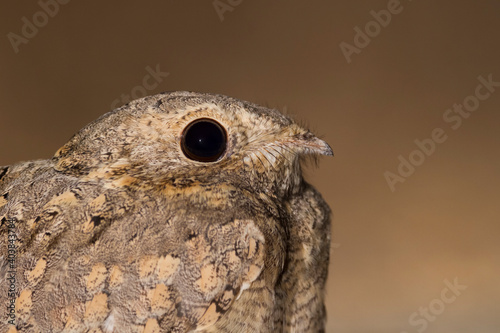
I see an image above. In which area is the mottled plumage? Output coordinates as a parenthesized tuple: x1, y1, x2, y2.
(0, 92, 332, 332)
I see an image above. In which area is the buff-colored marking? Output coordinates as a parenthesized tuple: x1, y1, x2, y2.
(150, 283, 173, 313)
(84, 293, 109, 322)
(197, 303, 220, 330)
(86, 263, 108, 291)
(245, 265, 263, 284)
(82, 218, 97, 233)
(0, 196, 7, 208)
(139, 256, 159, 279)
(248, 238, 258, 259)
(27, 216, 38, 230)
(197, 264, 218, 294)
(143, 318, 161, 333)
(112, 175, 137, 187)
(83, 166, 122, 181)
(108, 265, 124, 287)
(7, 326, 17, 333)
(27, 258, 47, 286)
(46, 191, 78, 206)
(157, 255, 180, 284)
(15, 289, 32, 321)
(91, 194, 107, 209)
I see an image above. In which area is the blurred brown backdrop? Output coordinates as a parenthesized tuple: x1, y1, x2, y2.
(1, 1, 499, 332)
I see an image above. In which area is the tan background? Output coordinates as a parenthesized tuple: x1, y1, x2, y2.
(1, 1, 499, 332)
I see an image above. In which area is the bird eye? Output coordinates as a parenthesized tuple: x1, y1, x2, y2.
(181, 118, 227, 162)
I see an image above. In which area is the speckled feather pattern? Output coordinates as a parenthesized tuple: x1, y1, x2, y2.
(0, 92, 332, 332)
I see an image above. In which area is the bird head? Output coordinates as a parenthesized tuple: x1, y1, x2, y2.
(54, 92, 332, 198)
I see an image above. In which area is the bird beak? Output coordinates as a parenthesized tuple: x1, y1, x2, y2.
(280, 129, 333, 156)
(295, 134, 334, 156)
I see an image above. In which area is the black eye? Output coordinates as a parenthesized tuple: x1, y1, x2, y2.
(181, 119, 227, 162)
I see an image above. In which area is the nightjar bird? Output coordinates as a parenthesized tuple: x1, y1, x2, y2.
(0, 92, 333, 332)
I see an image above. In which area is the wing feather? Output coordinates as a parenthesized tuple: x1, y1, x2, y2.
(0, 163, 268, 332)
